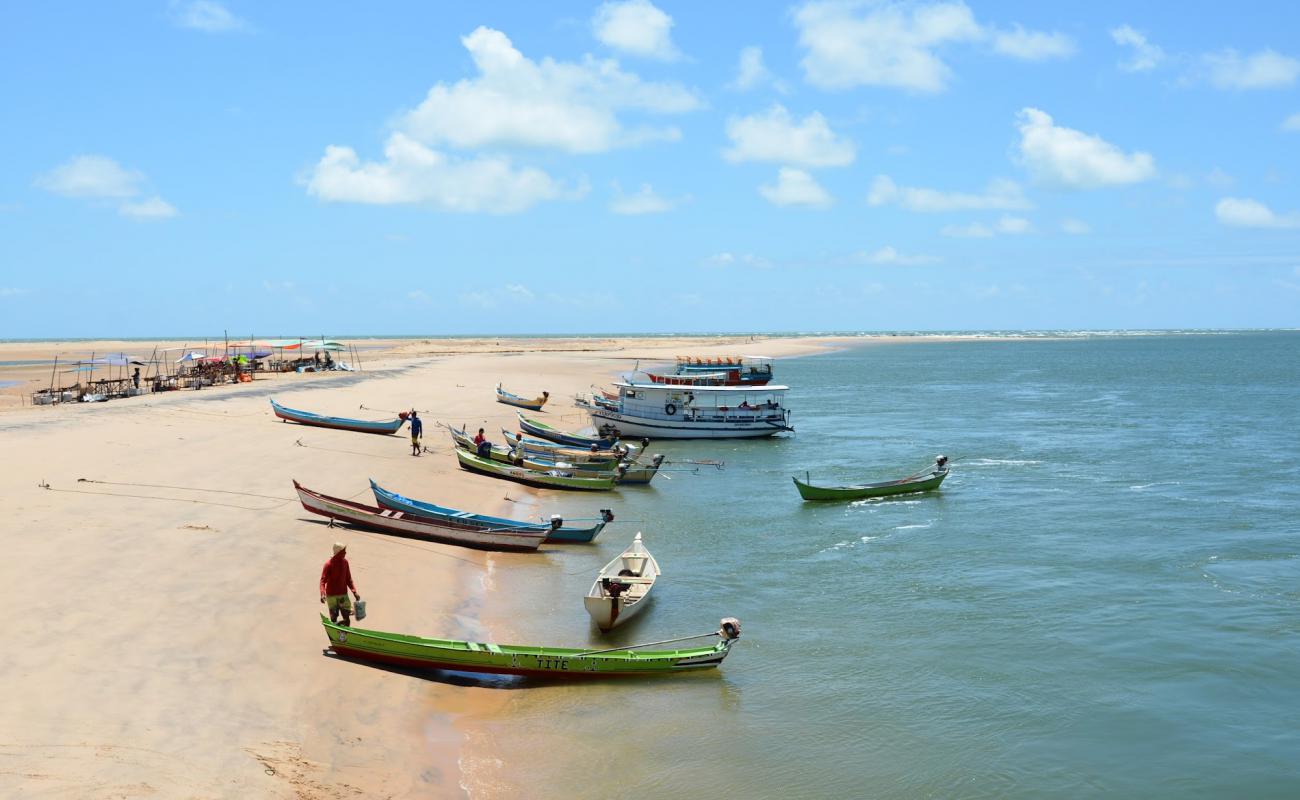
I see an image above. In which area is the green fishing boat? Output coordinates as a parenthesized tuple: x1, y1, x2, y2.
(455, 448, 618, 491)
(793, 458, 950, 501)
(321, 615, 741, 677)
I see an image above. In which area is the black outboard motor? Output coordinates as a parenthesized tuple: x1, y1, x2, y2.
(600, 509, 615, 523)
(549, 515, 564, 531)
(720, 618, 742, 640)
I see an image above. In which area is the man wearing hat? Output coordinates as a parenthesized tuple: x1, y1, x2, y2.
(320, 542, 361, 626)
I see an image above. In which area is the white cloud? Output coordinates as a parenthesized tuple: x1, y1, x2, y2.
(997, 215, 1031, 234)
(35, 155, 178, 220)
(458, 284, 542, 309)
(867, 174, 1029, 212)
(1061, 218, 1091, 235)
(505, 283, 535, 301)
(760, 168, 833, 207)
(992, 26, 1075, 61)
(119, 196, 178, 220)
(35, 155, 143, 198)
(1204, 49, 1299, 90)
(1281, 112, 1300, 131)
(170, 1, 247, 33)
(793, 0, 982, 92)
(1205, 168, 1234, 188)
(408, 290, 431, 304)
(723, 105, 855, 167)
(731, 46, 771, 91)
(592, 0, 680, 61)
(1015, 107, 1156, 188)
(398, 27, 698, 154)
(1215, 197, 1300, 228)
(941, 222, 993, 238)
(1110, 25, 1164, 72)
(859, 246, 938, 265)
(610, 182, 677, 214)
(792, 1, 1069, 92)
(702, 252, 770, 269)
(0, 287, 29, 297)
(305, 133, 563, 213)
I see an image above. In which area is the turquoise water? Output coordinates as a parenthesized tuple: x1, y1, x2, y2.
(463, 333, 1300, 798)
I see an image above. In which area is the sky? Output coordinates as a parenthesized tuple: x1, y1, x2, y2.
(1, 0, 1298, 337)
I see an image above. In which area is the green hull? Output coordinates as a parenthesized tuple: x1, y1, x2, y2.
(450, 427, 618, 472)
(322, 616, 734, 676)
(793, 469, 948, 501)
(456, 448, 618, 491)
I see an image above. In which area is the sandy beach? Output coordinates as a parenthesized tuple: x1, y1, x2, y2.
(0, 334, 855, 798)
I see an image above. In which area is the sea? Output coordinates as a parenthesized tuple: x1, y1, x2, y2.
(457, 332, 1300, 798)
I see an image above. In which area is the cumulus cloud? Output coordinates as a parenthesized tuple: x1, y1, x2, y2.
(760, 168, 833, 207)
(996, 215, 1032, 234)
(867, 174, 1029, 212)
(35, 155, 178, 220)
(940, 222, 993, 238)
(592, 0, 680, 61)
(305, 133, 563, 213)
(792, 1, 1071, 92)
(730, 46, 772, 91)
(610, 182, 678, 214)
(1061, 218, 1091, 235)
(1283, 112, 1300, 131)
(398, 27, 699, 154)
(858, 246, 938, 265)
(702, 252, 771, 269)
(991, 25, 1075, 61)
(0, 287, 29, 297)
(723, 105, 855, 167)
(1203, 48, 1299, 90)
(1015, 107, 1156, 188)
(1110, 25, 1164, 72)
(1215, 197, 1300, 228)
(170, 1, 247, 33)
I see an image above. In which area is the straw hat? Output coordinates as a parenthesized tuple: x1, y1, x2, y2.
(332, 542, 346, 555)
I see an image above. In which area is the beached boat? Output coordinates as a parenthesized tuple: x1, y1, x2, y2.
(449, 427, 664, 485)
(293, 481, 546, 551)
(516, 412, 623, 449)
(586, 376, 793, 440)
(502, 430, 639, 465)
(321, 615, 742, 677)
(369, 479, 611, 544)
(792, 461, 950, 501)
(584, 533, 661, 631)
(496, 383, 549, 411)
(271, 398, 407, 435)
(455, 448, 619, 491)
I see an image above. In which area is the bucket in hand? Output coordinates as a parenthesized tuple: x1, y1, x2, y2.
(354, 599, 367, 621)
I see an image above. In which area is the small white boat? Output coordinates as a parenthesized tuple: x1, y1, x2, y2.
(584, 533, 660, 631)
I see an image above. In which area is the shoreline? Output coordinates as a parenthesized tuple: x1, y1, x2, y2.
(0, 333, 855, 797)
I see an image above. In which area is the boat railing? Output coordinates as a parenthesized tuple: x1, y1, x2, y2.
(599, 403, 787, 424)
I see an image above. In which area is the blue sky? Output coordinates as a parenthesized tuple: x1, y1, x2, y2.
(2, 1, 1298, 336)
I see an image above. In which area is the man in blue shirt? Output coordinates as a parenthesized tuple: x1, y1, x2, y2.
(409, 410, 423, 456)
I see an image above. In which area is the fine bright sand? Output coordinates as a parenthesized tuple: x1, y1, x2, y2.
(0, 335, 853, 798)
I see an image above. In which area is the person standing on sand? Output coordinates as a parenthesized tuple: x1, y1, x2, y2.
(409, 410, 423, 456)
(320, 542, 360, 627)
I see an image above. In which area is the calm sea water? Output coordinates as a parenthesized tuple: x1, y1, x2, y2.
(461, 333, 1300, 798)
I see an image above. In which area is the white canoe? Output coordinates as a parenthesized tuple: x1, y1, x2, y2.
(583, 532, 660, 631)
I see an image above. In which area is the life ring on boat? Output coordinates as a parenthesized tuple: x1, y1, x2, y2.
(664, 403, 677, 416)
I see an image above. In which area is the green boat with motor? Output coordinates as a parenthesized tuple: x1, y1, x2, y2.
(793, 456, 951, 502)
(448, 426, 665, 485)
(321, 615, 742, 677)
(455, 447, 619, 491)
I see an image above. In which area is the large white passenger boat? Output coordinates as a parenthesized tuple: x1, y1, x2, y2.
(584, 374, 793, 439)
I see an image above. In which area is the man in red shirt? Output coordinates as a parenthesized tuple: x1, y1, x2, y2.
(320, 542, 361, 626)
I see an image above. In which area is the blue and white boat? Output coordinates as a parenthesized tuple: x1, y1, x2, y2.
(271, 398, 407, 435)
(369, 479, 611, 543)
(585, 375, 793, 439)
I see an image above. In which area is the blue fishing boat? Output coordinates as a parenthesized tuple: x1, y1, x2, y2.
(271, 399, 407, 435)
(369, 479, 612, 543)
(516, 412, 622, 449)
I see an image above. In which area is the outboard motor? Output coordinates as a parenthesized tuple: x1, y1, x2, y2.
(549, 514, 564, 531)
(600, 509, 615, 523)
(720, 617, 742, 641)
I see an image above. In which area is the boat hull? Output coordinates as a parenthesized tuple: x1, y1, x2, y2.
(517, 412, 620, 449)
(322, 616, 733, 677)
(496, 388, 548, 411)
(792, 469, 949, 501)
(456, 449, 618, 491)
(271, 399, 405, 435)
(588, 408, 789, 439)
(369, 480, 607, 543)
(294, 481, 546, 551)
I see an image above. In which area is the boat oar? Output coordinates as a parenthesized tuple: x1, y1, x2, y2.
(575, 627, 730, 657)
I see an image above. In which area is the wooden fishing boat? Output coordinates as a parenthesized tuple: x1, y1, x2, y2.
(517, 412, 621, 449)
(496, 383, 549, 411)
(321, 615, 741, 677)
(501, 430, 636, 465)
(369, 479, 611, 543)
(271, 398, 407, 435)
(455, 448, 619, 491)
(792, 464, 950, 502)
(584, 533, 660, 631)
(293, 481, 546, 551)
(449, 426, 619, 472)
